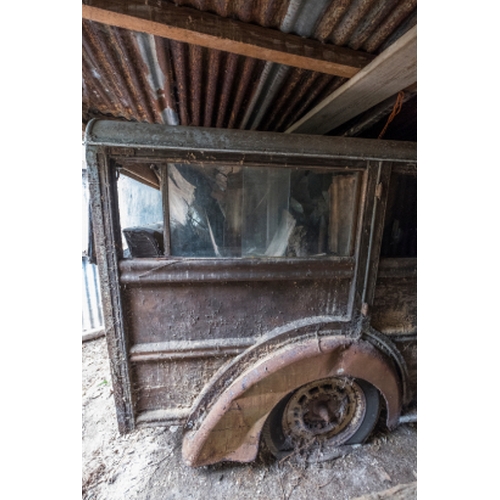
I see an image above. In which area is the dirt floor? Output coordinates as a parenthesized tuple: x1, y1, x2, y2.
(82, 337, 417, 500)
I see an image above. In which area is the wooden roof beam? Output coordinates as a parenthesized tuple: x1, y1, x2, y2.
(82, 0, 375, 78)
(286, 25, 417, 135)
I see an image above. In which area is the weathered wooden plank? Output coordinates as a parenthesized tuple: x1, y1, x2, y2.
(351, 482, 417, 500)
(82, 328, 105, 343)
(286, 25, 417, 135)
(82, 0, 375, 78)
(119, 163, 160, 189)
(87, 148, 135, 433)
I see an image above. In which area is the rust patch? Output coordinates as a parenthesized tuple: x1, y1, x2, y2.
(363, 0, 417, 53)
(203, 49, 222, 127)
(330, 0, 378, 47)
(170, 40, 190, 125)
(314, 0, 353, 43)
(182, 336, 401, 467)
(188, 44, 203, 126)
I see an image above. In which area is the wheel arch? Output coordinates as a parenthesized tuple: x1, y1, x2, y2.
(182, 329, 403, 467)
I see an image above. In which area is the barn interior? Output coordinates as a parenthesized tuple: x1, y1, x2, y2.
(81, 1, 417, 498)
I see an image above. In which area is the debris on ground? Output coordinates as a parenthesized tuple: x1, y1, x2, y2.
(350, 482, 417, 500)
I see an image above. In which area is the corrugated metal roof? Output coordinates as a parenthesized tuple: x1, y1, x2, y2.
(82, 0, 417, 135)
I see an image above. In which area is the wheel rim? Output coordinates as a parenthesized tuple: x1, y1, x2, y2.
(281, 377, 367, 449)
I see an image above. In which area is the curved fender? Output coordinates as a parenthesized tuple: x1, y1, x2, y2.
(182, 335, 402, 467)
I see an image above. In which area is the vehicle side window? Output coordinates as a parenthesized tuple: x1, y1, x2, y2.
(116, 163, 362, 259)
(380, 171, 417, 258)
(117, 174, 163, 258)
(168, 164, 360, 258)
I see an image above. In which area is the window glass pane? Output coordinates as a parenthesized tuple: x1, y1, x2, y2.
(117, 174, 163, 258)
(168, 164, 359, 258)
(168, 164, 232, 257)
(242, 168, 291, 256)
(381, 172, 417, 258)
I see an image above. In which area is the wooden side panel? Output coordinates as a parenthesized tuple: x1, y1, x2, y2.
(371, 276, 416, 334)
(132, 357, 230, 414)
(123, 278, 353, 343)
(371, 259, 416, 335)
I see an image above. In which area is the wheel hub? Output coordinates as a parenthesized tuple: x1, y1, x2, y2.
(282, 377, 367, 447)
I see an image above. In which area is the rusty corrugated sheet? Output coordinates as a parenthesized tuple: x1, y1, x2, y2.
(171, 0, 292, 29)
(82, 0, 417, 132)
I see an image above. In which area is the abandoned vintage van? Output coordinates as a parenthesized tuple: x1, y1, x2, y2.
(85, 120, 416, 467)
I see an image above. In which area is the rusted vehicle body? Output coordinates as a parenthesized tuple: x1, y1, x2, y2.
(85, 120, 416, 467)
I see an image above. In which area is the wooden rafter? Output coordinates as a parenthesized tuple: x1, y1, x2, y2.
(82, 0, 375, 78)
(286, 25, 417, 135)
